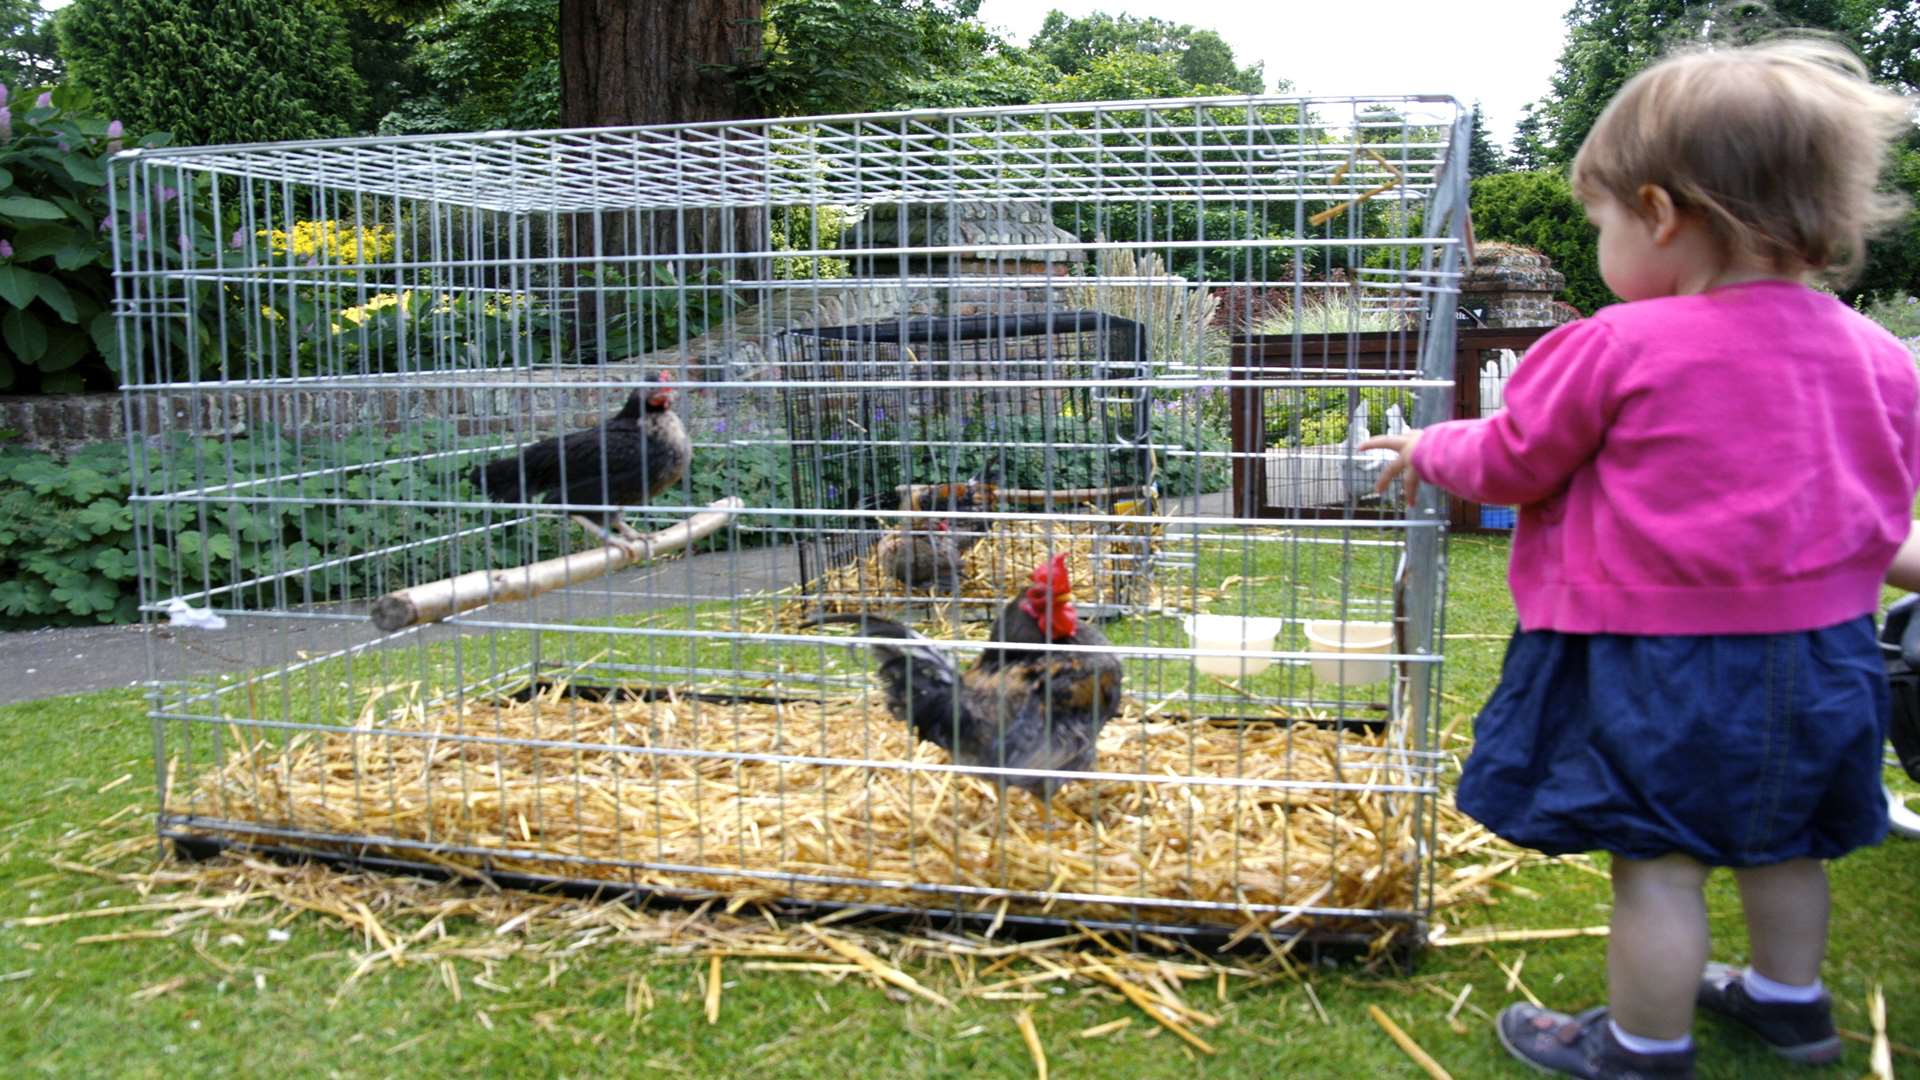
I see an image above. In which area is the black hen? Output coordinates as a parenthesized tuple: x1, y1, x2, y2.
(819, 554, 1124, 798)
(468, 372, 690, 553)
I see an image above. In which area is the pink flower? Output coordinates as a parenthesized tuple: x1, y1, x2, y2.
(177, 233, 191, 253)
(229, 227, 247, 249)
(158, 186, 177, 203)
(34, 91, 50, 109)
(0, 85, 9, 107)
(0, 239, 12, 259)
(0, 106, 10, 143)
(107, 119, 123, 154)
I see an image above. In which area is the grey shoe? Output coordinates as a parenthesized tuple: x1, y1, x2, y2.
(1495, 1004, 1696, 1079)
(1696, 962, 1842, 1065)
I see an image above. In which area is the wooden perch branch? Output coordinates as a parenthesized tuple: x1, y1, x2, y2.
(1307, 147, 1404, 227)
(368, 497, 744, 632)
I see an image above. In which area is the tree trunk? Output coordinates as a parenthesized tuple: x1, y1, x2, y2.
(557, 0, 768, 344)
(559, 0, 762, 129)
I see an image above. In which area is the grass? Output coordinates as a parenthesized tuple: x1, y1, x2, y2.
(4, 534, 1919, 1077)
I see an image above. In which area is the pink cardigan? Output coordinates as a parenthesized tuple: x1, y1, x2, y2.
(1413, 281, 1920, 634)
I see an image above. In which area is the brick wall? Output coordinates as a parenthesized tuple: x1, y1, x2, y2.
(1459, 245, 1579, 329)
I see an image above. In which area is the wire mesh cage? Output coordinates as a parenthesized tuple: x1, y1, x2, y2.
(776, 309, 1155, 620)
(116, 94, 1470, 952)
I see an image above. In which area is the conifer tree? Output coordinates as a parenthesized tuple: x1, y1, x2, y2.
(60, 0, 364, 145)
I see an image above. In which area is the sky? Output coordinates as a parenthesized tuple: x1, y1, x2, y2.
(973, 0, 1568, 149)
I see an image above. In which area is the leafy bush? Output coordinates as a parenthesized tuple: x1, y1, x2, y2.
(0, 430, 507, 626)
(1469, 170, 1613, 315)
(0, 440, 142, 623)
(1862, 293, 1920, 362)
(830, 404, 1228, 509)
(0, 412, 812, 627)
(279, 288, 557, 375)
(1863, 293, 1920, 339)
(60, 0, 363, 146)
(1853, 142, 1920, 306)
(0, 83, 185, 392)
(379, 0, 559, 135)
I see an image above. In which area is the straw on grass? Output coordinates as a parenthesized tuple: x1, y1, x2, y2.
(1868, 983, 1892, 1080)
(1430, 925, 1609, 948)
(1015, 1008, 1048, 1080)
(1367, 1004, 1452, 1080)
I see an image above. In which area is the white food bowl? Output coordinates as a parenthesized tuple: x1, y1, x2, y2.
(1302, 619, 1395, 685)
(1183, 614, 1288, 677)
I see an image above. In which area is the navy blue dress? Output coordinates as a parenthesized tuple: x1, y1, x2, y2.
(1455, 617, 1890, 867)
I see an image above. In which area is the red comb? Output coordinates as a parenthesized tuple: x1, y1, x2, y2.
(1028, 553, 1071, 595)
(932, 520, 950, 532)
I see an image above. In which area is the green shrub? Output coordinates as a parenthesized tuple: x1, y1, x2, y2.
(59, 0, 363, 146)
(0, 416, 802, 628)
(1863, 293, 1920, 339)
(1853, 143, 1920, 307)
(0, 83, 193, 392)
(0, 440, 142, 623)
(1469, 170, 1613, 315)
(0, 429, 510, 627)
(848, 407, 1228, 503)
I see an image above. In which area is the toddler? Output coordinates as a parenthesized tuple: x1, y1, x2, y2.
(1364, 36, 1918, 1079)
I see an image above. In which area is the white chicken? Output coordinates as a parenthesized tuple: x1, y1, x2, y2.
(1344, 399, 1397, 500)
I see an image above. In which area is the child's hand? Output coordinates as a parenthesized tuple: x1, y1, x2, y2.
(1358, 429, 1423, 501)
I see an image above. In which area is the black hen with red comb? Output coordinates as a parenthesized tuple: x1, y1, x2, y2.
(467, 372, 690, 553)
(816, 553, 1124, 798)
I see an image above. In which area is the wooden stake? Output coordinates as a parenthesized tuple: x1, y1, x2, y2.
(369, 497, 742, 631)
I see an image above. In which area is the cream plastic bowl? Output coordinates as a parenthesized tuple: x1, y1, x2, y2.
(1302, 619, 1395, 685)
(1182, 614, 1288, 677)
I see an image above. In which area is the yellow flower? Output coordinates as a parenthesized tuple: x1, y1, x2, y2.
(255, 220, 396, 265)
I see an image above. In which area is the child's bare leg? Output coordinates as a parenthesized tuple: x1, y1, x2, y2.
(1609, 853, 1711, 1041)
(1732, 858, 1828, 986)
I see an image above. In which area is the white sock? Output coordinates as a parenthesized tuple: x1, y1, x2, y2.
(1609, 1020, 1694, 1055)
(1743, 967, 1824, 1004)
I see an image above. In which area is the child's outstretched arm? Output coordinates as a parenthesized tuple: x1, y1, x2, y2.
(1889, 524, 1920, 592)
(1386, 319, 1621, 507)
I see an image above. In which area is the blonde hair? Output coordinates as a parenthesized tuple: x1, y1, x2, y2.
(1570, 36, 1915, 283)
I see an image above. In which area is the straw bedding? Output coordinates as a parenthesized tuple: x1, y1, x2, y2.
(790, 510, 1167, 622)
(177, 685, 1427, 932)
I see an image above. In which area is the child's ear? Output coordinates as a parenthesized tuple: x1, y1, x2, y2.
(1636, 184, 1683, 245)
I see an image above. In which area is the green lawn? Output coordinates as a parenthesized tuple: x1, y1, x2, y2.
(3, 534, 1918, 1077)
